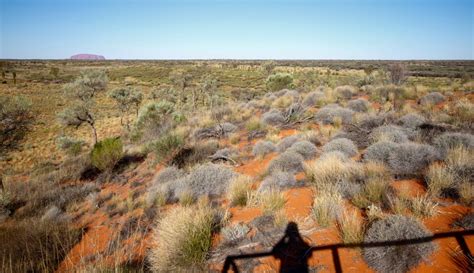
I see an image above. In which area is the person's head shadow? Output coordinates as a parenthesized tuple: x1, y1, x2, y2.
(271, 222, 312, 273)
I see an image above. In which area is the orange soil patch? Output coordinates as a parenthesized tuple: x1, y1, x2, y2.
(57, 213, 112, 272)
(101, 183, 132, 199)
(295, 172, 306, 181)
(235, 153, 276, 177)
(229, 207, 263, 224)
(371, 102, 381, 111)
(283, 187, 313, 220)
(391, 179, 426, 197)
(278, 129, 298, 138)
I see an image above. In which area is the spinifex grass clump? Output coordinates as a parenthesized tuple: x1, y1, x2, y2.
(149, 204, 220, 271)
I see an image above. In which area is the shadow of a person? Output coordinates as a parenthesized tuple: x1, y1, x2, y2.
(271, 222, 312, 273)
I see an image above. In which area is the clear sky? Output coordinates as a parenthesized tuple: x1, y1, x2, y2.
(0, 0, 472, 59)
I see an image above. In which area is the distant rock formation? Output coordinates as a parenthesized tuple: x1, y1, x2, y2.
(70, 54, 105, 60)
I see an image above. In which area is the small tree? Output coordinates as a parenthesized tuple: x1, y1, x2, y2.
(0, 96, 32, 154)
(262, 60, 276, 75)
(364, 65, 376, 76)
(50, 67, 60, 79)
(58, 70, 108, 144)
(388, 63, 407, 85)
(266, 73, 294, 91)
(200, 75, 218, 109)
(133, 101, 177, 141)
(108, 86, 143, 129)
(169, 71, 192, 108)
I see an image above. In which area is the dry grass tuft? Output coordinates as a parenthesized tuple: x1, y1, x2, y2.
(409, 194, 439, 218)
(304, 154, 363, 190)
(227, 175, 253, 206)
(149, 204, 219, 272)
(312, 189, 343, 227)
(337, 210, 365, 244)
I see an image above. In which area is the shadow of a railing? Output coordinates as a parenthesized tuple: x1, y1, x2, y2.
(222, 222, 473, 273)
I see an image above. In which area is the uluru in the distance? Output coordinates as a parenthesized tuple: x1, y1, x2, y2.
(70, 54, 105, 60)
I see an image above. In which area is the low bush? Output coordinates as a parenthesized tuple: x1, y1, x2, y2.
(175, 163, 237, 199)
(170, 140, 219, 168)
(433, 132, 474, 158)
(221, 223, 250, 246)
(149, 204, 219, 271)
(276, 135, 301, 153)
(151, 133, 184, 163)
(315, 105, 354, 125)
(146, 166, 186, 206)
(364, 140, 399, 165)
(322, 138, 358, 157)
(252, 140, 276, 157)
(90, 137, 123, 171)
(387, 142, 439, 176)
(152, 166, 185, 186)
(302, 91, 325, 107)
(347, 98, 370, 112)
(419, 92, 445, 106)
(363, 215, 436, 273)
(370, 125, 410, 143)
(334, 85, 356, 100)
(300, 130, 321, 145)
(399, 113, 426, 129)
(258, 171, 296, 192)
(267, 151, 304, 174)
(261, 109, 285, 126)
(287, 140, 318, 159)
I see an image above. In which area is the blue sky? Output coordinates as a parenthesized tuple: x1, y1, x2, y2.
(0, 0, 472, 59)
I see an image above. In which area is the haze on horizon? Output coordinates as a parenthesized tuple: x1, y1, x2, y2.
(0, 0, 472, 60)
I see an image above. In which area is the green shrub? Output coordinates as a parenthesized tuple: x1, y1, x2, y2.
(266, 73, 294, 91)
(133, 100, 176, 141)
(151, 133, 184, 163)
(90, 137, 123, 171)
